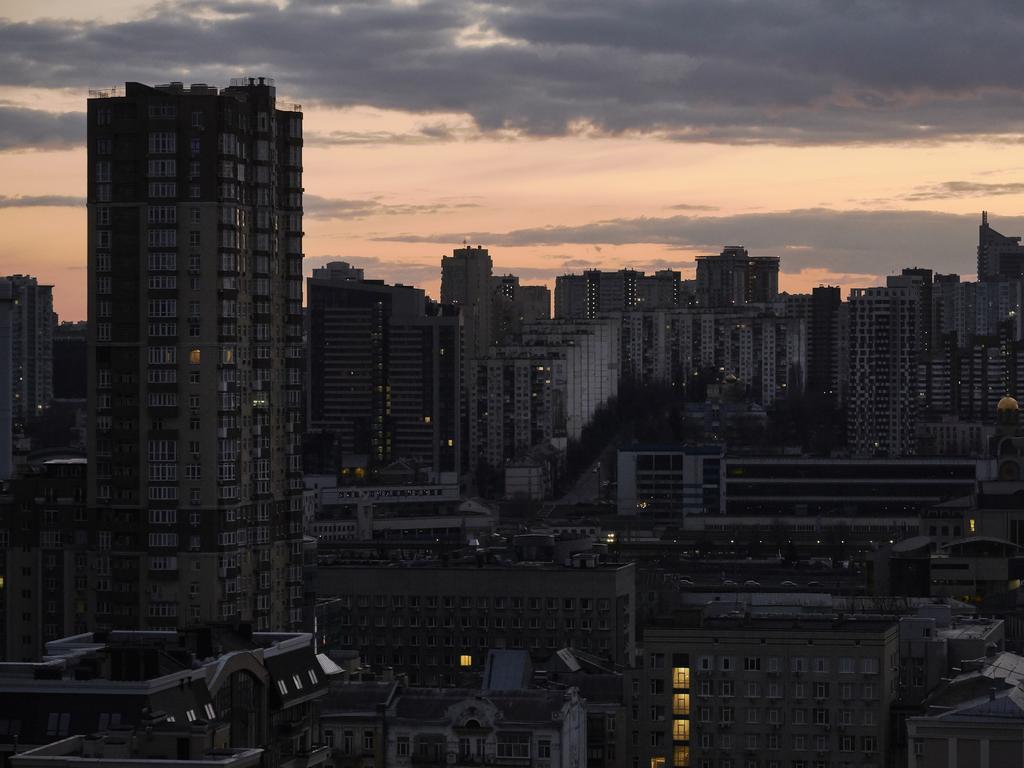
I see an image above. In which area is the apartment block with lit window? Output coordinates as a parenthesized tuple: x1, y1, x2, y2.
(86, 78, 305, 632)
(633, 614, 899, 768)
(306, 262, 461, 476)
(3, 274, 54, 425)
(315, 558, 636, 686)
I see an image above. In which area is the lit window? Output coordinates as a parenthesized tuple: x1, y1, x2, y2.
(190, 349, 201, 365)
(673, 667, 690, 688)
(460, 654, 473, 667)
(673, 693, 690, 716)
(969, 518, 976, 534)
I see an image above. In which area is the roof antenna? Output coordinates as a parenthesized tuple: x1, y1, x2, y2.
(983, 210, 989, 226)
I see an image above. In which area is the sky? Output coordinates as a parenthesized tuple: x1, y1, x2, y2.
(4, 1, 1024, 320)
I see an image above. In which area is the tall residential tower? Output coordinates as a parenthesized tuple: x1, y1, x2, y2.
(307, 262, 461, 477)
(3, 275, 54, 425)
(87, 79, 304, 631)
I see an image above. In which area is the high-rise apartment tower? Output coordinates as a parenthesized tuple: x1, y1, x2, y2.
(441, 246, 493, 359)
(307, 262, 461, 476)
(3, 275, 54, 425)
(87, 79, 305, 631)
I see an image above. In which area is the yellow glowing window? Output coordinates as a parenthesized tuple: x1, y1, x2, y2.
(650, 759, 666, 768)
(969, 518, 976, 533)
(424, 416, 431, 424)
(672, 719, 689, 740)
(189, 349, 201, 365)
(673, 667, 690, 688)
(673, 746, 690, 767)
(447, 439, 454, 447)
(672, 693, 690, 716)
(460, 654, 473, 667)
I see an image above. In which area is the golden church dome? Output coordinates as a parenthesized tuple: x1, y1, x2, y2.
(997, 395, 1020, 412)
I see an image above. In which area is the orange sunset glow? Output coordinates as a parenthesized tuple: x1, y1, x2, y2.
(3, 1, 1024, 319)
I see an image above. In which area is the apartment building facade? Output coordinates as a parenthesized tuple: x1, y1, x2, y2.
(86, 78, 305, 630)
(634, 615, 899, 768)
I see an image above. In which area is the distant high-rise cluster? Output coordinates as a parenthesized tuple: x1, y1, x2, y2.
(554, 268, 683, 318)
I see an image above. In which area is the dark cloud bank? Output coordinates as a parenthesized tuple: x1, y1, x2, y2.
(4, 0, 1024, 146)
(376, 208, 1024, 278)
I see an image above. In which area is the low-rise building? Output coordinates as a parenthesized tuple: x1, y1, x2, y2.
(315, 557, 636, 684)
(386, 688, 585, 767)
(310, 480, 496, 544)
(635, 612, 899, 768)
(908, 684, 1024, 768)
(0, 626, 331, 768)
(617, 445, 725, 518)
(319, 681, 396, 768)
(11, 721, 264, 768)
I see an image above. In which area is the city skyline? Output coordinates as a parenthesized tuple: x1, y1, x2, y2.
(8, 7, 1024, 762)
(5, 1, 1024, 319)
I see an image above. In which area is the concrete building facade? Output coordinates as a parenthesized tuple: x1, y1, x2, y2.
(87, 79, 305, 631)
(848, 281, 920, 456)
(637, 614, 899, 768)
(307, 263, 461, 475)
(4, 275, 54, 425)
(315, 559, 636, 685)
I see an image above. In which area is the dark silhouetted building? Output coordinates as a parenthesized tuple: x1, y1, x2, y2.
(491, 274, 550, 343)
(316, 556, 636, 685)
(52, 321, 87, 400)
(441, 245, 492, 359)
(307, 262, 461, 476)
(87, 79, 305, 631)
(849, 278, 921, 455)
(3, 275, 53, 425)
(978, 211, 1024, 280)
(695, 247, 779, 307)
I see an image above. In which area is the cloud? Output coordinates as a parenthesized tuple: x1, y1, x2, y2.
(5, 1, 1024, 147)
(0, 105, 84, 151)
(668, 203, 717, 211)
(900, 180, 1024, 201)
(374, 208, 1016, 277)
(304, 194, 480, 220)
(305, 120, 493, 146)
(0, 194, 84, 208)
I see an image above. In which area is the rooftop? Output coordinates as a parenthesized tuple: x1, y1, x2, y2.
(647, 611, 898, 635)
(391, 688, 577, 724)
(11, 731, 263, 768)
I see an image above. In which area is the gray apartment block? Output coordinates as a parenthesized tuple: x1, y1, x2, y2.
(316, 558, 636, 686)
(633, 614, 899, 768)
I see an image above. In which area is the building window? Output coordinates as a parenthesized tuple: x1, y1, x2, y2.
(496, 733, 530, 759)
(673, 666, 690, 688)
